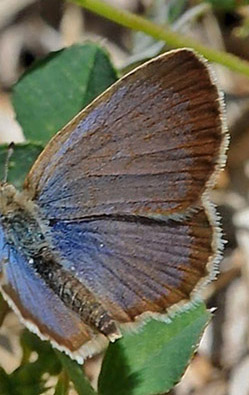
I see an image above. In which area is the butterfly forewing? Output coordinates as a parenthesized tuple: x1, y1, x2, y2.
(25, 49, 224, 219)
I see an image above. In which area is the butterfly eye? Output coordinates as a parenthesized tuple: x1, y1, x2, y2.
(37, 232, 45, 241)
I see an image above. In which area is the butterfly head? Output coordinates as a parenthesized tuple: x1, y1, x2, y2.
(0, 183, 18, 214)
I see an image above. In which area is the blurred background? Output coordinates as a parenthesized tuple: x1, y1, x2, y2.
(0, 0, 249, 394)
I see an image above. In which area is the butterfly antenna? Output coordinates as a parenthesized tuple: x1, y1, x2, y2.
(3, 142, 15, 183)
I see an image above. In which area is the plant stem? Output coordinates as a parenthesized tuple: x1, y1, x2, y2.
(70, 0, 249, 78)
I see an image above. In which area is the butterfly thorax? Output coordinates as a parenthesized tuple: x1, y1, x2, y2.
(0, 183, 29, 215)
(0, 183, 120, 341)
(0, 183, 46, 253)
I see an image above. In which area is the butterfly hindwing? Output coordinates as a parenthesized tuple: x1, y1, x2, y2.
(48, 208, 214, 324)
(0, 224, 108, 361)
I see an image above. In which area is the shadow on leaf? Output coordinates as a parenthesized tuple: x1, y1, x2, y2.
(98, 341, 141, 395)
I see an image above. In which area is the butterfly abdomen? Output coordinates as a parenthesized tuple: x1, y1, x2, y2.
(31, 248, 121, 341)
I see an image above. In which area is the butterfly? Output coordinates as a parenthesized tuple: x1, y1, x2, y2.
(0, 48, 227, 363)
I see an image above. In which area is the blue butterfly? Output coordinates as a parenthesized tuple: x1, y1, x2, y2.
(0, 49, 227, 363)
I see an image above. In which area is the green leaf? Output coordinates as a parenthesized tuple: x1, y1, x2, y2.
(98, 303, 210, 395)
(20, 331, 61, 377)
(0, 143, 43, 189)
(2, 331, 63, 395)
(124, 0, 168, 70)
(12, 43, 118, 145)
(0, 331, 62, 394)
(123, 0, 188, 71)
(0, 367, 14, 395)
(0, 364, 47, 395)
(54, 371, 70, 395)
(203, 0, 249, 9)
(168, 0, 187, 23)
(56, 352, 97, 395)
